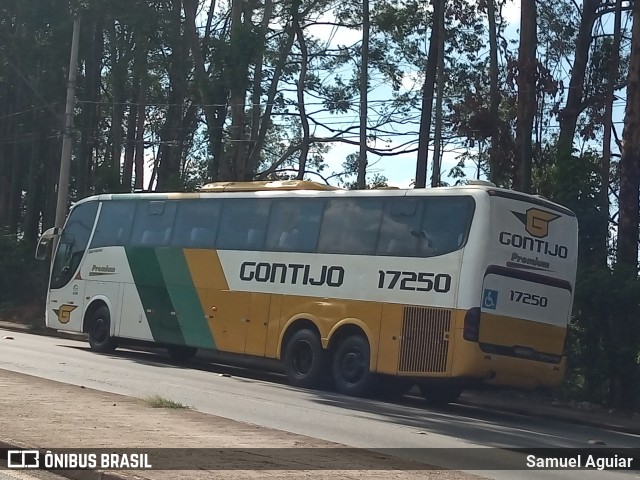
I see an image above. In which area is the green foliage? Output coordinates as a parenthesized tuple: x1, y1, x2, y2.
(0, 233, 47, 311)
(536, 150, 640, 408)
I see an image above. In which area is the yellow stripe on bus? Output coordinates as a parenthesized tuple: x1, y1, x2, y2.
(183, 249, 229, 291)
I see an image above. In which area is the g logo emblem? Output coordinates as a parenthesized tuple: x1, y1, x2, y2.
(54, 304, 77, 324)
(512, 208, 559, 238)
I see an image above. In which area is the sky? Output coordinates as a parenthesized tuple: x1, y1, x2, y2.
(302, 0, 524, 188)
(301, 0, 628, 189)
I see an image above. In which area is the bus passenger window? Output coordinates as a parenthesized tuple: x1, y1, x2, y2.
(171, 200, 220, 248)
(317, 198, 383, 255)
(265, 199, 324, 252)
(189, 227, 214, 247)
(377, 198, 422, 257)
(412, 229, 437, 257)
(419, 197, 474, 256)
(130, 201, 177, 247)
(90, 201, 135, 248)
(216, 199, 271, 251)
(140, 228, 171, 246)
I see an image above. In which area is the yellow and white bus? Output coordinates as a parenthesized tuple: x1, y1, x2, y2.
(36, 180, 578, 404)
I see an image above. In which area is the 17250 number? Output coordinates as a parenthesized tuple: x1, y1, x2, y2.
(510, 290, 548, 307)
(377, 270, 451, 292)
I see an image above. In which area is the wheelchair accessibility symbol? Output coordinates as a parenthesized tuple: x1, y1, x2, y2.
(483, 289, 498, 310)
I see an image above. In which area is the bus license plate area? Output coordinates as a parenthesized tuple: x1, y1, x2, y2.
(480, 273, 571, 327)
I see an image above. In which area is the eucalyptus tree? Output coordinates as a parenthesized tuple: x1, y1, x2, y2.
(0, 0, 72, 238)
(513, 0, 537, 192)
(613, 0, 640, 408)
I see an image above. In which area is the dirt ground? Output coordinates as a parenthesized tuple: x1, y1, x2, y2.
(0, 369, 486, 480)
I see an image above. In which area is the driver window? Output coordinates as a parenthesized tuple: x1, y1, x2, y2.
(50, 201, 98, 289)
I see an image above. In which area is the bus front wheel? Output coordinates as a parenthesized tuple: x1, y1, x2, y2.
(332, 335, 374, 397)
(87, 306, 117, 353)
(284, 329, 328, 389)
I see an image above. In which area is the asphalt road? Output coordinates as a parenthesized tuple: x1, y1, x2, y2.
(0, 328, 638, 480)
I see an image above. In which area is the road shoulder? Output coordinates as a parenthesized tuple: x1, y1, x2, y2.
(0, 369, 483, 480)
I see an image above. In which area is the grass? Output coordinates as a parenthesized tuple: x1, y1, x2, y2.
(141, 394, 191, 410)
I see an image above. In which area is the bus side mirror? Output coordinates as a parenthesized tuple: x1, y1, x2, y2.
(35, 227, 60, 260)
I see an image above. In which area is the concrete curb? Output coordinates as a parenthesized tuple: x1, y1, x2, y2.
(0, 440, 141, 480)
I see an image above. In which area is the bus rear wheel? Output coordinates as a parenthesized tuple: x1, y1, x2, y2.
(167, 345, 198, 362)
(87, 306, 117, 353)
(332, 335, 374, 397)
(419, 385, 462, 406)
(284, 329, 328, 389)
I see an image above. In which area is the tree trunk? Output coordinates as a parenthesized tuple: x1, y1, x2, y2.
(513, 0, 537, 193)
(123, 33, 148, 192)
(246, 24, 297, 178)
(183, 0, 223, 182)
(122, 102, 136, 192)
(229, 0, 251, 180)
(134, 83, 146, 191)
(78, 18, 103, 199)
(599, 0, 623, 266)
(156, 1, 191, 191)
(617, 1, 640, 270)
(24, 124, 43, 245)
(487, 0, 502, 185)
(556, 0, 599, 157)
(415, 0, 444, 188)
(294, 18, 311, 181)
(356, 0, 370, 189)
(108, 20, 126, 191)
(0, 76, 14, 227)
(8, 82, 23, 234)
(250, 0, 274, 168)
(431, 2, 445, 187)
(612, 0, 640, 409)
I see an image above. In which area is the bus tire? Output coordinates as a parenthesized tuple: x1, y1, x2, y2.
(419, 385, 462, 406)
(332, 334, 374, 397)
(167, 345, 198, 362)
(87, 306, 117, 353)
(284, 329, 328, 389)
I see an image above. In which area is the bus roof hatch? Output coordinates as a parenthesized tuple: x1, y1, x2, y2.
(199, 180, 341, 192)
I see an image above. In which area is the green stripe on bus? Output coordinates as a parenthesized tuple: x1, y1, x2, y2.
(125, 247, 186, 345)
(155, 248, 216, 349)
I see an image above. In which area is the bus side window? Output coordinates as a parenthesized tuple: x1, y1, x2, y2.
(415, 229, 437, 257)
(376, 198, 421, 257)
(130, 201, 177, 247)
(90, 201, 135, 248)
(317, 198, 383, 255)
(216, 199, 271, 251)
(265, 199, 324, 253)
(140, 228, 171, 246)
(189, 227, 214, 247)
(171, 200, 220, 249)
(419, 197, 474, 256)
